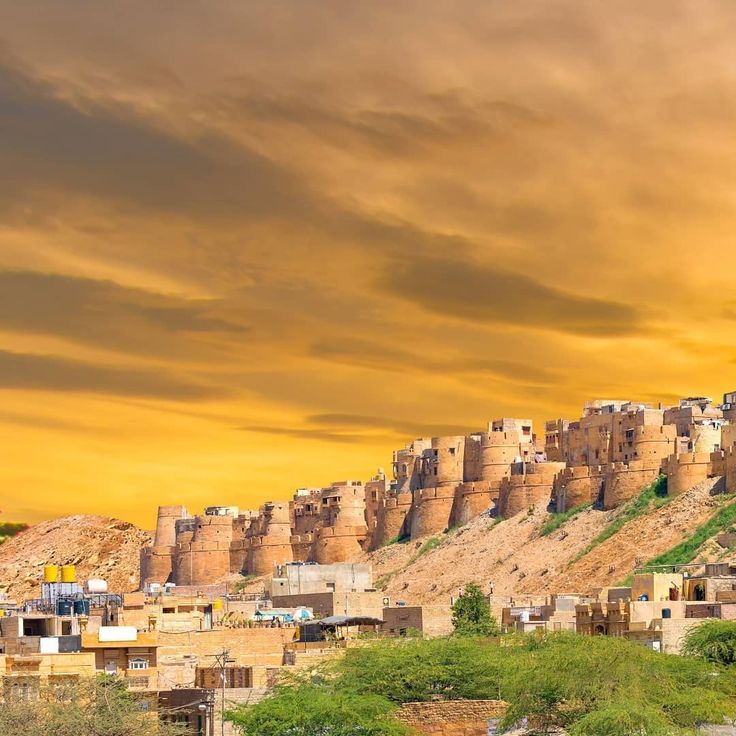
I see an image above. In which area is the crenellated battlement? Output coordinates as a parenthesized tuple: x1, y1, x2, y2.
(663, 451, 724, 497)
(140, 394, 736, 588)
(553, 465, 604, 512)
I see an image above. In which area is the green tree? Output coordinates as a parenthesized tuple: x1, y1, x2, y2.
(683, 619, 736, 666)
(336, 636, 506, 703)
(0, 677, 185, 736)
(226, 681, 409, 736)
(451, 583, 499, 637)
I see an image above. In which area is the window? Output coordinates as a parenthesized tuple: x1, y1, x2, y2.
(129, 658, 149, 670)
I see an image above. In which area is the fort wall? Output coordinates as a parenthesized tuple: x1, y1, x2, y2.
(410, 486, 457, 539)
(173, 515, 234, 586)
(601, 461, 659, 510)
(370, 491, 413, 549)
(497, 463, 565, 518)
(664, 451, 724, 497)
(553, 466, 604, 513)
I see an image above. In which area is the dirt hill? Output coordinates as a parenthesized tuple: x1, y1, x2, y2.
(363, 478, 734, 604)
(0, 515, 150, 601)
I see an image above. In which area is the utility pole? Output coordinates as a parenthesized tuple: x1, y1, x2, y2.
(213, 649, 234, 736)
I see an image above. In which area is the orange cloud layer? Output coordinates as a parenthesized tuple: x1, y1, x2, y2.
(0, 1, 735, 526)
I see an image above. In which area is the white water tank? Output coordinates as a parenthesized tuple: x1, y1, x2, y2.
(86, 579, 108, 594)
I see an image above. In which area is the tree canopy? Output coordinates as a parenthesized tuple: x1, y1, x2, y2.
(451, 582, 499, 637)
(683, 619, 736, 667)
(228, 633, 736, 736)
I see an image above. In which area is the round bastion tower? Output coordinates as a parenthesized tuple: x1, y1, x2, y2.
(173, 512, 234, 586)
(410, 436, 465, 539)
(246, 502, 294, 576)
(313, 486, 369, 563)
(139, 505, 187, 588)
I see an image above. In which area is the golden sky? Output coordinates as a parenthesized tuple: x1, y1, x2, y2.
(1, 1, 736, 528)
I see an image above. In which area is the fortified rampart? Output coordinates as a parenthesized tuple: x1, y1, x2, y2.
(140, 394, 736, 587)
(139, 505, 188, 588)
(497, 462, 566, 518)
(370, 490, 412, 549)
(663, 452, 724, 497)
(173, 514, 234, 586)
(451, 480, 497, 527)
(553, 466, 604, 513)
(246, 502, 294, 576)
(410, 486, 457, 539)
(601, 460, 659, 510)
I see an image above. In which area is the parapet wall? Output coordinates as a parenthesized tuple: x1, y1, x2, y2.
(480, 431, 522, 482)
(663, 452, 722, 497)
(553, 465, 604, 513)
(312, 524, 367, 564)
(727, 447, 736, 494)
(410, 485, 457, 539)
(451, 481, 498, 527)
(140, 545, 175, 588)
(601, 461, 659, 510)
(497, 463, 565, 518)
(369, 492, 412, 550)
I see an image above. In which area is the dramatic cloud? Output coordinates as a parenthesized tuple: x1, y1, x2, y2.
(382, 256, 646, 337)
(0, 0, 735, 524)
(0, 350, 224, 400)
(0, 270, 246, 358)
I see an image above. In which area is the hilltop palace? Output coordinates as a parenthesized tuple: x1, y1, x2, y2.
(141, 391, 736, 588)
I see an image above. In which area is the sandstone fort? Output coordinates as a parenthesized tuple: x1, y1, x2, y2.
(141, 390, 736, 588)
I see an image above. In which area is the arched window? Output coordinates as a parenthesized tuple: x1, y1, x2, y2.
(129, 658, 149, 670)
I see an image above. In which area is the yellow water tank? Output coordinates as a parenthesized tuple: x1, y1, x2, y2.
(213, 598, 224, 611)
(61, 565, 77, 583)
(44, 565, 59, 583)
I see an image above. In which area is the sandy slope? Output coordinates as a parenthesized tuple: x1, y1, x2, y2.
(0, 515, 150, 601)
(363, 478, 729, 604)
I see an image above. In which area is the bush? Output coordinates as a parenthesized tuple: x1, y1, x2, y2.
(452, 583, 499, 637)
(570, 702, 672, 736)
(336, 637, 506, 703)
(0, 677, 185, 736)
(683, 620, 736, 666)
(226, 681, 409, 736)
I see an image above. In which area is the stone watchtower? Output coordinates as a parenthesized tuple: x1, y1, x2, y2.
(139, 505, 188, 588)
(246, 502, 294, 576)
(173, 511, 234, 586)
(312, 484, 368, 563)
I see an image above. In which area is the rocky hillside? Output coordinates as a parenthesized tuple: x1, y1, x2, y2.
(0, 515, 150, 601)
(363, 478, 736, 604)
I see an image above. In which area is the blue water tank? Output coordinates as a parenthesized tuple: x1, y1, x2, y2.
(638, 594, 649, 601)
(73, 599, 90, 616)
(56, 600, 73, 616)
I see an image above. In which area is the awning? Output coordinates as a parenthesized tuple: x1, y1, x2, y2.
(318, 615, 384, 627)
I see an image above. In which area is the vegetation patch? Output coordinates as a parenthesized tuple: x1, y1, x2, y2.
(232, 574, 258, 593)
(639, 497, 736, 570)
(414, 535, 442, 559)
(539, 503, 591, 537)
(226, 632, 736, 736)
(0, 522, 28, 545)
(574, 476, 669, 562)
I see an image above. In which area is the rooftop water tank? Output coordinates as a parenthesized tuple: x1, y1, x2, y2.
(44, 565, 59, 583)
(86, 579, 108, 594)
(61, 565, 77, 583)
